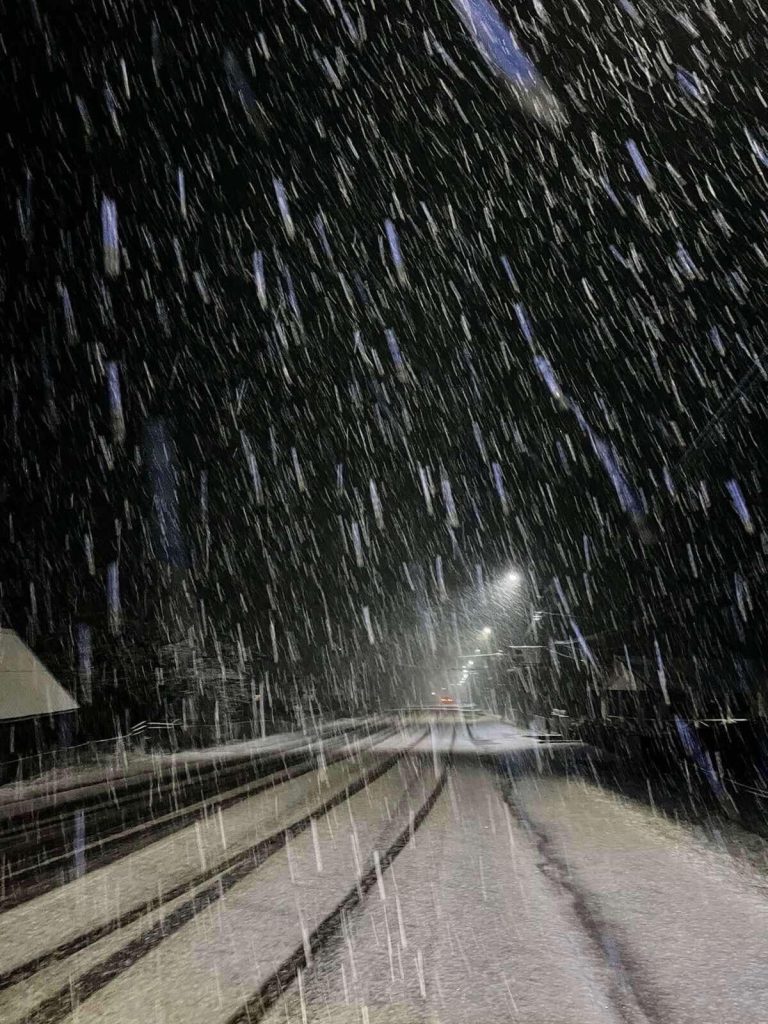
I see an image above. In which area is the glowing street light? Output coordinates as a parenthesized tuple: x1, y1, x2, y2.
(481, 626, 492, 637)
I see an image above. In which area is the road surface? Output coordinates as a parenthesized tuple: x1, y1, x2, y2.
(1, 714, 766, 1024)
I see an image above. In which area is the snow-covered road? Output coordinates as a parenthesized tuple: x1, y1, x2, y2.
(264, 763, 629, 1024)
(2, 717, 767, 1024)
(263, 762, 768, 1024)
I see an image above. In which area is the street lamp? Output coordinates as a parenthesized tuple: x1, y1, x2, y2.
(481, 626, 492, 637)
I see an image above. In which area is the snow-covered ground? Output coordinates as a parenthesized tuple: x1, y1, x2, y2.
(262, 763, 768, 1024)
(264, 763, 628, 1024)
(455, 718, 569, 753)
(373, 717, 579, 755)
(507, 772, 768, 1024)
(0, 716, 560, 817)
(43, 754, 436, 1024)
(5, 721, 768, 1024)
(148, 716, 388, 765)
(0, 717, 387, 814)
(0, 731, 413, 988)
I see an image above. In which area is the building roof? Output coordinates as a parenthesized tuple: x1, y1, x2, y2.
(0, 629, 78, 722)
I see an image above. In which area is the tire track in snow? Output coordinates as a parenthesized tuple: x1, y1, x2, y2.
(224, 726, 456, 1024)
(0, 725, 397, 910)
(3, 730, 430, 1024)
(495, 769, 662, 1024)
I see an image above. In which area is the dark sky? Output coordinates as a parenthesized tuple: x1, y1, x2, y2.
(2, 0, 767, 698)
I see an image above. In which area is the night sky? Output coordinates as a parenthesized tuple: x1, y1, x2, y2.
(2, 0, 767, 711)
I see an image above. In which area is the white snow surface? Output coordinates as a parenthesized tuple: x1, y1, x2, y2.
(0, 717, 386, 814)
(0, 730, 407, 981)
(6, 722, 768, 1024)
(509, 773, 768, 1024)
(265, 763, 627, 1024)
(56, 756, 436, 1024)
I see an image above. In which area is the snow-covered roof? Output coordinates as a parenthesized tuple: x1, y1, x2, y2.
(0, 629, 78, 722)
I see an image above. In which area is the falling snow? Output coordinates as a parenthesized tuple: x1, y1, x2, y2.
(3, 0, 768, 1021)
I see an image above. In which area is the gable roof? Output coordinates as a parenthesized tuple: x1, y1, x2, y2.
(0, 629, 78, 722)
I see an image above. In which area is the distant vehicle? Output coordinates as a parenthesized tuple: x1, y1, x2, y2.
(437, 694, 457, 707)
